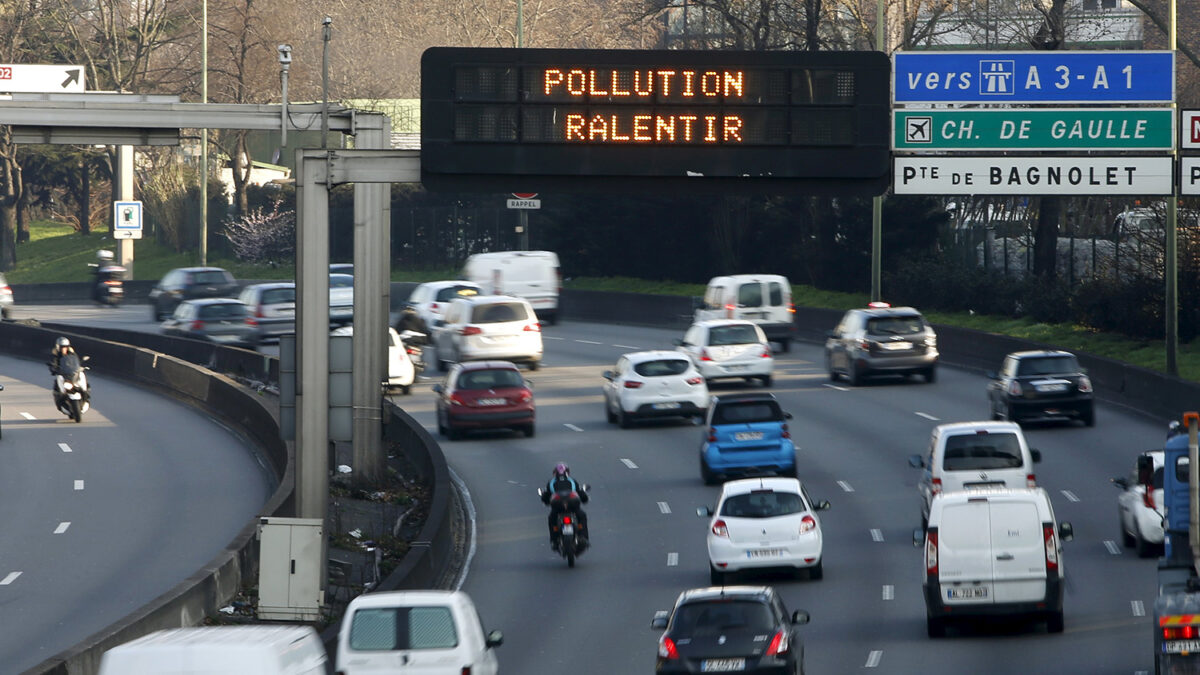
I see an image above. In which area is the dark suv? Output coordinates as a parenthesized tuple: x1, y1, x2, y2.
(824, 304, 938, 385)
(651, 586, 810, 675)
(149, 267, 238, 321)
(987, 350, 1095, 426)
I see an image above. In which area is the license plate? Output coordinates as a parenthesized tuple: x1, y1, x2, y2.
(723, 364, 747, 371)
(734, 432, 764, 441)
(1036, 383, 1069, 392)
(486, 335, 515, 343)
(747, 548, 783, 559)
(882, 341, 912, 350)
(562, 524, 574, 536)
(701, 658, 745, 672)
(1163, 640, 1200, 654)
(653, 402, 681, 410)
(947, 586, 988, 599)
(477, 398, 506, 406)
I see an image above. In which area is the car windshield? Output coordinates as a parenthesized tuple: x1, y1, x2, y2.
(672, 600, 774, 634)
(713, 401, 783, 425)
(633, 359, 690, 377)
(720, 491, 806, 518)
(866, 315, 924, 335)
(470, 302, 529, 323)
(1016, 356, 1079, 376)
(456, 369, 524, 390)
(190, 270, 230, 285)
(708, 325, 760, 346)
(436, 286, 479, 302)
(261, 288, 295, 305)
(199, 303, 248, 319)
(348, 606, 458, 651)
(943, 433, 1023, 470)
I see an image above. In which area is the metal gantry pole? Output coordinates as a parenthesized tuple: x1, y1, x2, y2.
(1167, 0, 1179, 376)
(200, 0, 208, 266)
(870, 0, 886, 302)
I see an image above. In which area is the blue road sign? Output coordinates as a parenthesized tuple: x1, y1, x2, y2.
(894, 51, 1174, 104)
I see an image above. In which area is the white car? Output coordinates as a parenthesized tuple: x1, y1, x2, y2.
(676, 319, 774, 387)
(1113, 450, 1165, 557)
(602, 351, 709, 428)
(698, 477, 829, 585)
(329, 273, 354, 325)
(398, 280, 483, 334)
(433, 295, 543, 370)
(331, 326, 418, 394)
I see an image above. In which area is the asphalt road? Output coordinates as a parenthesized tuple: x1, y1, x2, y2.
(0, 316, 274, 672)
(25, 303, 1163, 673)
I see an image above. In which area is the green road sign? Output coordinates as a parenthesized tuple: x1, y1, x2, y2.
(893, 108, 1173, 151)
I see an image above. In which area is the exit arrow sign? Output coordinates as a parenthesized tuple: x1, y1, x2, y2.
(0, 64, 85, 93)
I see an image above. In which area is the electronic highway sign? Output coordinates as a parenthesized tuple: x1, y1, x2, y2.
(420, 47, 890, 195)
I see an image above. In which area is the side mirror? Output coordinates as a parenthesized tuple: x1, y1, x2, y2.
(1058, 522, 1074, 542)
(784, 412, 793, 420)
(432, 384, 443, 394)
(81, 355, 91, 362)
(580, 483, 591, 492)
(1112, 477, 1129, 489)
(985, 370, 998, 380)
(908, 454, 925, 469)
(814, 500, 831, 511)
(913, 528, 925, 548)
(1137, 454, 1155, 484)
(525, 379, 534, 389)
(697, 506, 714, 517)
(824, 330, 836, 339)
(602, 370, 615, 381)
(791, 610, 810, 625)
(673, 339, 685, 346)
(1030, 448, 1042, 463)
(486, 630, 503, 648)
(651, 610, 670, 630)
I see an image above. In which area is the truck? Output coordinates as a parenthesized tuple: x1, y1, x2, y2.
(1155, 411, 1200, 674)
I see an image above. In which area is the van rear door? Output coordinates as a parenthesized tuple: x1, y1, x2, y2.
(988, 499, 1047, 603)
(937, 499, 995, 607)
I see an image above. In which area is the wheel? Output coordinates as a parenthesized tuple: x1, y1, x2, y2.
(566, 549, 576, 568)
(1004, 404, 1017, 423)
(924, 367, 937, 383)
(446, 424, 462, 441)
(1081, 405, 1095, 427)
(710, 566, 726, 585)
(1135, 522, 1154, 558)
(778, 339, 790, 353)
(437, 411, 447, 436)
(528, 360, 540, 371)
(545, 313, 558, 326)
(781, 464, 798, 479)
(1046, 610, 1065, 634)
(1120, 508, 1136, 547)
(400, 384, 411, 395)
(760, 375, 773, 388)
(70, 399, 82, 423)
(151, 304, 161, 321)
(523, 423, 536, 438)
(808, 560, 823, 580)
(605, 399, 617, 424)
(990, 398, 1001, 421)
(617, 407, 633, 429)
(848, 361, 863, 387)
(927, 616, 946, 638)
(700, 455, 717, 485)
(1, 307, 9, 319)
(437, 356, 448, 372)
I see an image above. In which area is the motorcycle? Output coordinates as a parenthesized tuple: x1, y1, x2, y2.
(398, 330, 427, 373)
(538, 484, 590, 568)
(89, 263, 126, 307)
(51, 354, 90, 423)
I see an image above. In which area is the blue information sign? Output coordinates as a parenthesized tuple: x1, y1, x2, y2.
(894, 51, 1174, 104)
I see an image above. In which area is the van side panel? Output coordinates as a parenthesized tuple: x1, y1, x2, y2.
(937, 501, 995, 606)
(988, 501, 1047, 603)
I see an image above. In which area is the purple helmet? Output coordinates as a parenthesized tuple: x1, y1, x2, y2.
(553, 462, 569, 478)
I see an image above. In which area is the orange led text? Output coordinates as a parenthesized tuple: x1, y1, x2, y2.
(543, 68, 746, 99)
(563, 113, 745, 144)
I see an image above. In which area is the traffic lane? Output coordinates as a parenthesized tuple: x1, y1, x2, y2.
(0, 355, 274, 673)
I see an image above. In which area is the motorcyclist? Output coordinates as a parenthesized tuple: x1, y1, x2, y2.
(48, 337, 79, 407)
(90, 250, 118, 303)
(541, 462, 589, 547)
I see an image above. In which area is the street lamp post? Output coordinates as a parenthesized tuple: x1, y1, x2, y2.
(200, 0, 208, 266)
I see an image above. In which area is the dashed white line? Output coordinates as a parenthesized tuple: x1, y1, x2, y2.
(0, 572, 21, 585)
(620, 458, 638, 469)
(822, 383, 849, 392)
(613, 344, 640, 350)
(1132, 600, 1145, 617)
(19, 412, 34, 420)
(915, 412, 939, 421)
(58, 443, 72, 453)
(564, 423, 583, 432)
(870, 529, 884, 542)
(575, 339, 603, 345)
(543, 336, 565, 340)
(667, 552, 679, 567)
(882, 585, 894, 601)
(837, 480, 855, 493)
(865, 650, 883, 668)
(53, 522, 70, 534)
(1104, 540, 1121, 555)
(658, 501, 672, 514)
(1061, 490, 1080, 503)
(74, 480, 84, 491)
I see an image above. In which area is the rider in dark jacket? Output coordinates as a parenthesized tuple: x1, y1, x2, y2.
(542, 462, 589, 546)
(48, 337, 78, 407)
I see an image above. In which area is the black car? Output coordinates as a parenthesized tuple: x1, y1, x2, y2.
(652, 586, 809, 675)
(149, 267, 239, 321)
(987, 350, 1094, 426)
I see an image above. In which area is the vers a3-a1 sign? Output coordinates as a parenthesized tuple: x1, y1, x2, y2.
(894, 157, 1173, 196)
(420, 47, 890, 194)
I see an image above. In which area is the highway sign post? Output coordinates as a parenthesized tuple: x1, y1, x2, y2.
(893, 108, 1173, 152)
(113, 200, 143, 239)
(0, 64, 85, 93)
(894, 156, 1172, 195)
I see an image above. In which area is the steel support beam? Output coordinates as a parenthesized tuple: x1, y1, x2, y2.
(327, 150, 421, 184)
(115, 146, 135, 276)
(11, 127, 180, 146)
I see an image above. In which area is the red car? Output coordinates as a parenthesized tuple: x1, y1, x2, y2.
(434, 361, 535, 440)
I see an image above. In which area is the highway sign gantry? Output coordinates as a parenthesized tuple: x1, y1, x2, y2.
(893, 51, 1174, 104)
(0, 64, 85, 93)
(894, 156, 1173, 196)
(893, 108, 1173, 152)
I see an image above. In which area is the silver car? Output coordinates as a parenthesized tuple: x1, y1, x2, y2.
(238, 282, 296, 343)
(160, 298, 258, 348)
(825, 304, 938, 385)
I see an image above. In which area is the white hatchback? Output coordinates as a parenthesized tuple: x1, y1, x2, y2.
(1113, 450, 1165, 557)
(699, 477, 830, 585)
(676, 320, 774, 387)
(602, 351, 709, 428)
(433, 295, 543, 370)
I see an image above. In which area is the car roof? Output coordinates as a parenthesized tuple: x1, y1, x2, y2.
(854, 306, 923, 317)
(244, 282, 295, 290)
(720, 477, 803, 496)
(624, 350, 691, 363)
(171, 266, 230, 274)
(935, 420, 1022, 435)
(456, 360, 522, 372)
(181, 297, 243, 306)
(691, 319, 759, 328)
(347, 589, 469, 610)
(1007, 350, 1076, 360)
(707, 274, 789, 284)
(420, 280, 482, 289)
(452, 294, 529, 305)
(933, 486, 1050, 505)
(712, 393, 778, 405)
(676, 585, 775, 605)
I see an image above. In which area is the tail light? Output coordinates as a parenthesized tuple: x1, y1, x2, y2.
(685, 376, 703, 386)
(461, 325, 482, 336)
(461, 668, 472, 675)
(1044, 524, 1058, 572)
(1008, 380, 1023, 397)
(658, 636, 680, 660)
(707, 428, 717, 442)
(431, 302, 439, 312)
(931, 477, 942, 495)
(700, 348, 713, 361)
(855, 338, 870, 351)
(1078, 376, 1093, 393)
(190, 320, 204, 331)
(556, 268, 563, 294)
(925, 530, 939, 576)
(782, 423, 791, 439)
(524, 323, 541, 332)
(449, 393, 468, 406)
(761, 347, 772, 358)
(406, 347, 420, 355)
(624, 380, 643, 389)
(787, 301, 795, 314)
(104, 280, 121, 287)
(799, 514, 816, 534)
(725, 303, 735, 318)
(245, 317, 258, 327)
(1144, 489, 1156, 510)
(1026, 473, 1037, 488)
(711, 519, 729, 537)
(1164, 625, 1200, 640)
(256, 307, 265, 318)
(765, 631, 789, 656)
(562, 516, 572, 525)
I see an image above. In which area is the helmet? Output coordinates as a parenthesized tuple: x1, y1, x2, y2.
(553, 462, 569, 478)
(97, 250, 114, 262)
(55, 337, 70, 348)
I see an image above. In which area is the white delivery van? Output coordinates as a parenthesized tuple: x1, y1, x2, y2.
(336, 590, 502, 675)
(917, 487, 1073, 637)
(908, 421, 1042, 525)
(694, 275, 796, 352)
(97, 625, 327, 674)
(462, 251, 561, 325)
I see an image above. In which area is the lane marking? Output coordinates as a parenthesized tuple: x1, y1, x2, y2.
(870, 529, 884, 542)
(543, 336, 565, 340)
(620, 458, 638, 469)
(575, 339, 603, 345)
(658, 501, 672, 515)
(613, 344, 640, 350)
(865, 650, 882, 668)
(915, 412, 939, 421)
(564, 423, 583, 432)
(74, 480, 84, 491)
(58, 443, 72, 453)
(667, 552, 678, 567)
(1061, 490, 1080, 503)
(19, 412, 34, 420)
(1132, 600, 1145, 617)
(823, 383, 849, 392)
(1104, 540, 1121, 555)
(0, 572, 21, 585)
(53, 522, 70, 534)
(837, 480, 855, 493)
(882, 585, 894, 601)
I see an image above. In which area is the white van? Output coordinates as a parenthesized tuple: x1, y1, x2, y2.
(462, 250, 561, 325)
(917, 488, 1073, 637)
(336, 590, 502, 675)
(694, 275, 796, 352)
(908, 421, 1042, 525)
(97, 625, 326, 674)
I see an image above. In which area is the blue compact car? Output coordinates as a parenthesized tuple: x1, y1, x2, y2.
(700, 393, 796, 484)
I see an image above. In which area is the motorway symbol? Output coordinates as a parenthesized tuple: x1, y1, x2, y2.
(979, 60, 1014, 94)
(905, 117, 932, 144)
